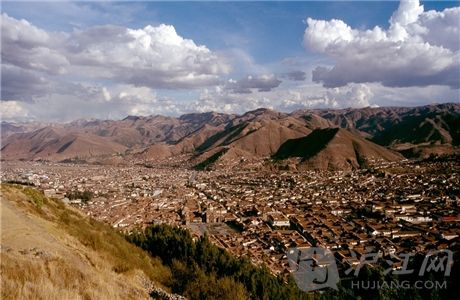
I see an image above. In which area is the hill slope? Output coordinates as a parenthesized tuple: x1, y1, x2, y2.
(0, 184, 175, 300)
(1, 127, 127, 161)
(192, 109, 313, 169)
(1, 103, 458, 163)
(304, 103, 460, 146)
(274, 128, 403, 170)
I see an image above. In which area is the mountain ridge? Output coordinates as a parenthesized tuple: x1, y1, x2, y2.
(273, 128, 403, 171)
(1, 103, 459, 167)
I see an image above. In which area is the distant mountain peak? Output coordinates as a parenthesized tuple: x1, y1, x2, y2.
(2, 103, 458, 164)
(123, 115, 141, 121)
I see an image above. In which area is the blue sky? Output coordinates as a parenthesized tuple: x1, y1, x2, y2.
(4, 1, 456, 63)
(1, 1, 459, 121)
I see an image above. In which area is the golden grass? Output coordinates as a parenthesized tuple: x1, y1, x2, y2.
(1, 184, 172, 300)
(1, 252, 156, 300)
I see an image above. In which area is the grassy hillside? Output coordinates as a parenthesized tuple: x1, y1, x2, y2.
(0, 184, 172, 300)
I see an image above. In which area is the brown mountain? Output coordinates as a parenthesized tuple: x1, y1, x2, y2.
(1, 121, 49, 142)
(273, 128, 403, 170)
(65, 112, 234, 148)
(298, 103, 460, 146)
(139, 122, 231, 162)
(1, 127, 127, 161)
(1, 112, 234, 162)
(191, 108, 314, 169)
(293, 103, 460, 158)
(1, 103, 458, 165)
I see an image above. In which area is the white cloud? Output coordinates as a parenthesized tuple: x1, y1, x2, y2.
(192, 82, 376, 115)
(1, 64, 52, 101)
(193, 80, 458, 115)
(1, 14, 69, 75)
(390, 0, 424, 26)
(0, 101, 30, 121)
(278, 83, 374, 111)
(1, 12, 230, 102)
(1, 3, 458, 123)
(193, 86, 273, 114)
(3, 79, 457, 121)
(304, 0, 460, 88)
(1, 12, 233, 120)
(66, 24, 230, 88)
(7, 84, 163, 122)
(224, 74, 282, 94)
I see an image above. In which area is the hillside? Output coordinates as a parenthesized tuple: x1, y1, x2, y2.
(304, 103, 460, 147)
(1, 127, 127, 161)
(191, 109, 313, 169)
(139, 123, 228, 162)
(0, 184, 175, 300)
(1, 121, 49, 140)
(273, 128, 403, 170)
(1, 103, 459, 163)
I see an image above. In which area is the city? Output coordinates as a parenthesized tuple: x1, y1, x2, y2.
(2, 0, 459, 298)
(2, 156, 458, 278)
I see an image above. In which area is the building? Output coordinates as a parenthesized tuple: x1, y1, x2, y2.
(267, 212, 290, 228)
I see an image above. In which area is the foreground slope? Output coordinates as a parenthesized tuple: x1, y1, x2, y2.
(0, 184, 173, 300)
(274, 128, 403, 170)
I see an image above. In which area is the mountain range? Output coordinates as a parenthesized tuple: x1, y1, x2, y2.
(1, 103, 459, 170)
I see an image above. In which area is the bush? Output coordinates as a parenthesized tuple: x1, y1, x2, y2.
(65, 190, 93, 203)
(128, 224, 312, 300)
(22, 187, 47, 207)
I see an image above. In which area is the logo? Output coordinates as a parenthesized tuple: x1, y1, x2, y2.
(287, 247, 453, 292)
(287, 247, 339, 292)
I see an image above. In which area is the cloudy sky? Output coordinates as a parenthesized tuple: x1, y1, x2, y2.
(1, 0, 459, 122)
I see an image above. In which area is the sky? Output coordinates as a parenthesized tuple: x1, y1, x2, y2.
(1, 0, 459, 122)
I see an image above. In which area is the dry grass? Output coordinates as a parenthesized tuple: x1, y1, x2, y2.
(1, 252, 156, 300)
(0, 184, 172, 300)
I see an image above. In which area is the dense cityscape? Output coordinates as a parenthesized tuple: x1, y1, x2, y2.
(2, 0, 460, 298)
(2, 157, 458, 278)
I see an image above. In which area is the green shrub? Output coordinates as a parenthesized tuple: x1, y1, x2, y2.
(22, 187, 47, 208)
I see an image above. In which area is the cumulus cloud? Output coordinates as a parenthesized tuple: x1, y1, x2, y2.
(66, 24, 230, 88)
(224, 74, 282, 94)
(304, 0, 460, 88)
(0, 101, 30, 121)
(193, 81, 376, 115)
(2, 3, 458, 122)
(1, 14, 69, 75)
(5, 83, 165, 122)
(278, 83, 374, 111)
(326, 84, 373, 108)
(0, 13, 233, 121)
(283, 71, 307, 81)
(196, 86, 274, 113)
(1, 64, 52, 101)
(0, 12, 230, 104)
